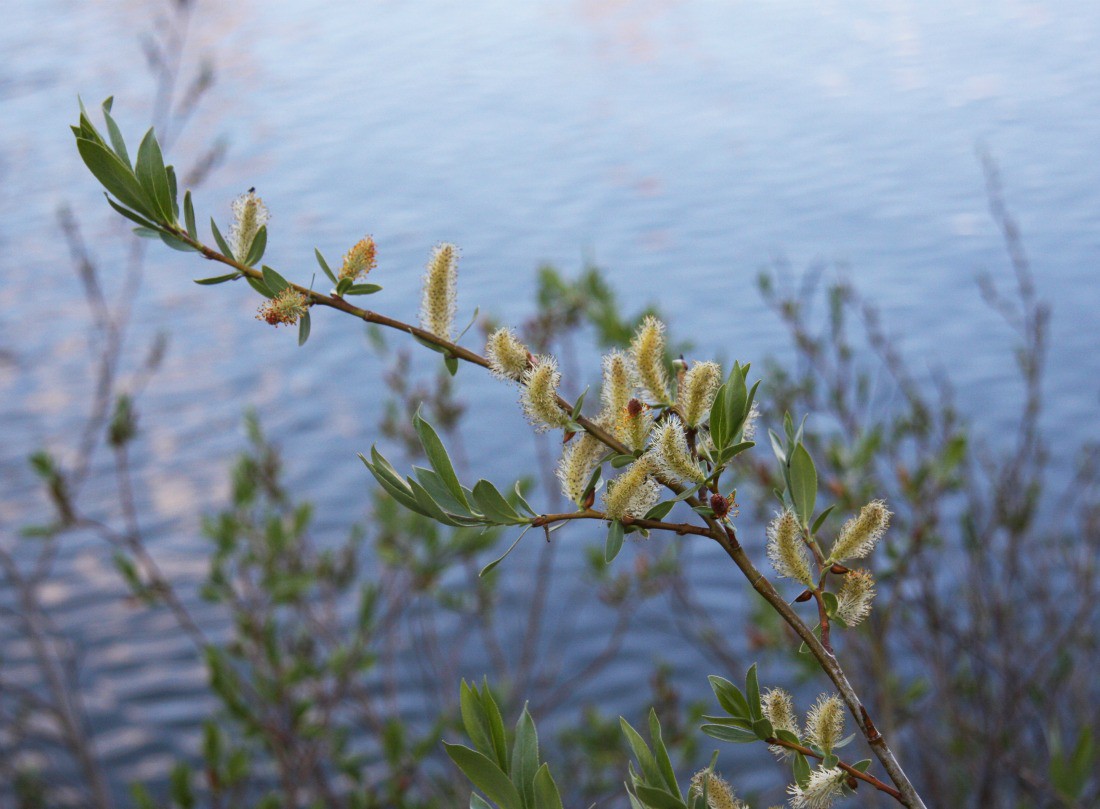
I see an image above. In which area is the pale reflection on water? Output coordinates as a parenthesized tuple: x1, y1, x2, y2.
(2, 0, 1099, 797)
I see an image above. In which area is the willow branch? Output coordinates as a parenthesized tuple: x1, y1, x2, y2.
(765, 736, 902, 801)
(166, 226, 927, 808)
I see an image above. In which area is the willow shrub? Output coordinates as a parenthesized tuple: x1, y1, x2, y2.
(72, 98, 932, 809)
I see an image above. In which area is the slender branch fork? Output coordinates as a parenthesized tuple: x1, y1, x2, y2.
(167, 225, 928, 808)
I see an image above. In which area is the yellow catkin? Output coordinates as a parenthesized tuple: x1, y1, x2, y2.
(630, 315, 672, 405)
(419, 243, 458, 340)
(557, 433, 605, 505)
(486, 327, 530, 382)
(229, 190, 269, 261)
(766, 510, 813, 586)
(805, 694, 845, 752)
(520, 355, 570, 432)
(787, 767, 845, 809)
(761, 688, 799, 757)
(829, 500, 891, 562)
(600, 349, 636, 420)
(647, 420, 705, 484)
(339, 236, 377, 281)
(835, 569, 876, 627)
(256, 288, 307, 327)
(688, 771, 747, 809)
(678, 361, 721, 428)
(616, 399, 654, 452)
(604, 458, 660, 521)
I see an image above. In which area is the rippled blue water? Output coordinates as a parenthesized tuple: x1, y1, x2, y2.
(3, 0, 1099, 797)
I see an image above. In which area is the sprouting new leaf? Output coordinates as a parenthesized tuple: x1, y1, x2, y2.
(298, 311, 311, 346)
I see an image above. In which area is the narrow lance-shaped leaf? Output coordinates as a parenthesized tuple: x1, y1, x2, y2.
(414, 410, 469, 510)
(788, 443, 817, 528)
(134, 128, 174, 223)
(443, 744, 522, 809)
(605, 520, 625, 563)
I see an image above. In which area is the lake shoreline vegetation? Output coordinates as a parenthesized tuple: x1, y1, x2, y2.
(4, 5, 1099, 808)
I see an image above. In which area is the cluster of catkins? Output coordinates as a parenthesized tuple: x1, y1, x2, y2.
(484, 314, 751, 521)
(689, 691, 853, 809)
(767, 500, 889, 628)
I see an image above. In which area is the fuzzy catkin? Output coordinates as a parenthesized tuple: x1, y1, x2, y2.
(256, 288, 307, 327)
(630, 315, 672, 405)
(688, 771, 747, 809)
(616, 399, 654, 452)
(766, 510, 813, 586)
(339, 236, 377, 281)
(788, 767, 845, 809)
(557, 433, 604, 505)
(229, 190, 269, 261)
(647, 419, 705, 484)
(486, 327, 529, 382)
(520, 355, 570, 432)
(761, 688, 799, 758)
(419, 243, 458, 340)
(835, 569, 876, 626)
(830, 499, 891, 562)
(805, 694, 845, 752)
(604, 458, 660, 521)
(679, 361, 721, 427)
(600, 350, 636, 419)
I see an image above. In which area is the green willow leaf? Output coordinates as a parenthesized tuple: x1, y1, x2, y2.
(443, 744, 522, 809)
(414, 410, 468, 510)
(605, 520, 625, 563)
(183, 191, 197, 238)
(77, 138, 154, 218)
(298, 311, 311, 346)
(194, 272, 241, 286)
(261, 265, 289, 293)
(745, 664, 762, 721)
(345, 283, 382, 295)
(209, 217, 235, 261)
(245, 225, 267, 267)
(699, 724, 758, 744)
(531, 763, 564, 809)
(134, 128, 174, 222)
(789, 443, 817, 528)
(315, 248, 338, 284)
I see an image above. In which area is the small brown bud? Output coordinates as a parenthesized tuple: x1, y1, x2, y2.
(830, 563, 850, 575)
(846, 776, 859, 790)
(710, 493, 730, 519)
(795, 589, 814, 603)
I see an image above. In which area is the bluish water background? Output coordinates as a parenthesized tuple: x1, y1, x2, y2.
(2, 0, 1099, 798)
